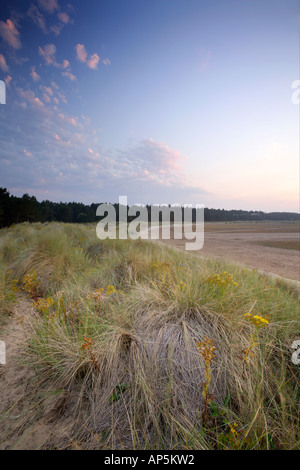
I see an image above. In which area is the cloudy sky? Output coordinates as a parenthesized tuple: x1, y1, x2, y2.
(0, 0, 299, 211)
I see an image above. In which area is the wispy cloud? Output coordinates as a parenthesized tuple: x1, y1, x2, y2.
(75, 43, 102, 70)
(30, 65, 41, 81)
(61, 69, 76, 81)
(51, 81, 59, 90)
(29, 4, 72, 37)
(42, 93, 51, 104)
(62, 59, 70, 69)
(38, 0, 59, 14)
(58, 112, 82, 129)
(50, 24, 63, 36)
(0, 89, 208, 205)
(0, 54, 9, 72)
(40, 85, 53, 104)
(57, 91, 67, 103)
(0, 19, 21, 49)
(17, 87, 46, 110)
(87, 53, 100, 70)
(28, 4, 47, 34)
(38, 43, 76, 80)
(58, 12, 70, 24)
(120, 138, 187, 186)
(50, 12, 72, 36)
(38, 43, 59, 66)
(75, 43, 87, 63)
(4, 75, 12, 86)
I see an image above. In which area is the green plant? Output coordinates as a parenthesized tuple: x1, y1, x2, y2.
(109, 384, 128, 403)
(197, 336, 216, 426)
(242, 311, 269, 375)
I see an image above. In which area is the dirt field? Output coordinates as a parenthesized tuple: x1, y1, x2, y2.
(157, 222, 300, 282)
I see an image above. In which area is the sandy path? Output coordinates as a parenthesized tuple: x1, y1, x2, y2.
(0, 297, 57, 450)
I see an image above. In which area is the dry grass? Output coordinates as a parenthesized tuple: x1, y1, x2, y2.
(0, 222, 299, 450)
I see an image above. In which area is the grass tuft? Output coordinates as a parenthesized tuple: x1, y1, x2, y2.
(0, 222, 299, 450)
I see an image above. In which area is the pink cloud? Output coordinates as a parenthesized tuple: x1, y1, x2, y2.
(58, 12, 70, 24)
(30, 66, 41, 81)
(146, 138, 184, 171)
(0, 19, 21, 49)
(75, 133, 85, 143)
(75, 43, 87, 63)
(38, 43, 58, 66)
(4, 75, 12, 86)
(102, 58, 111, 65)
(57, 91, 67, 103)
(38, 0, 59, 14)
(86, 147, 100, 161)
(42, 93, 51, 103)
(127, 138, 187, 186)
(87, 53, 100, 70)
(33, 96, 44, 107)
(17, 87, 45, 109)
(54, 134, 71, 147)
(0, 54, 9, 72)
(50, 11, 72, 36)
(38, 44, 75, 79)
(58, 112, 80, 128)
(40, 85, 53, 97)
(28, 4, 47, 33)
(62, 59, 70, 69)
(62, 70, 76, 81)
(75, 43, 102, 70)
(50, 24, 64, 36)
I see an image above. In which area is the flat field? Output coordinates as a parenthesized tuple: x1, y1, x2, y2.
(159, 222, 300, 281)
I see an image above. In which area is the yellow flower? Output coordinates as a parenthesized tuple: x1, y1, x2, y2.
(243, 312, 252, 318)
(205, 271, 237, 288)
(106, 285, 116, 295)
(33, 297, 55, 314)
(244, 312, 269, 328)
(252, 315, 269, 326)
(176, 280, 187, 292)
(229, 422, 239, 435)
(242, 312, 269, 370)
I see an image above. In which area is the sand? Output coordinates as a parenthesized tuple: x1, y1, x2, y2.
(153, 222, 300, 282)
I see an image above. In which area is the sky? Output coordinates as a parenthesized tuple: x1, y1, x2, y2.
(0, 0, 299, 211)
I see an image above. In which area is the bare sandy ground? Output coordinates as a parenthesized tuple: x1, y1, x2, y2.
(0, 297, 71, 450)
(156, 222, 300, 282)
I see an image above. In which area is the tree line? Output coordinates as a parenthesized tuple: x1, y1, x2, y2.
(0, 187, 299, 228)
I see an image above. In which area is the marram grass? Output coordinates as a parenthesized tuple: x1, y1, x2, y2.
(0, 222, 299, 450)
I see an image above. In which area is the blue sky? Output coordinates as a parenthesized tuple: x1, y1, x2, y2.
(0, 0, 299, 211)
